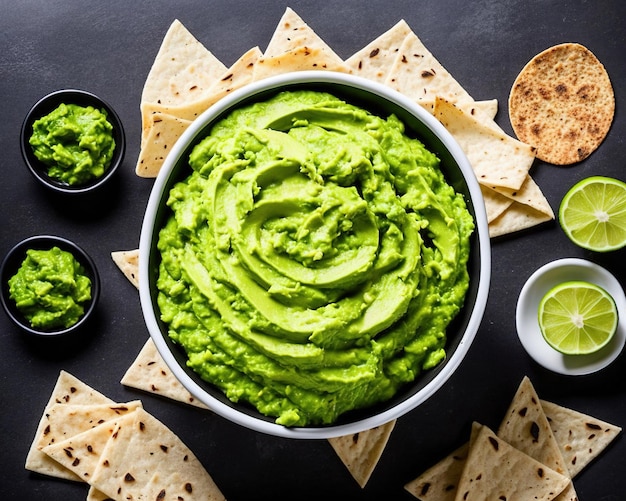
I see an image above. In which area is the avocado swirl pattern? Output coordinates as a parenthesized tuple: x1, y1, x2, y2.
(157, 90, 474, 426)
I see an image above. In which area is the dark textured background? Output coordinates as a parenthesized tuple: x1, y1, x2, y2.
(1, 1, 625, 499)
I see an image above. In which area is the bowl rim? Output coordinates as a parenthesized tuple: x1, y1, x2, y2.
(139, 70, 491, 438)
(20, 88, 125, 195)
(0, 235, 100, 337)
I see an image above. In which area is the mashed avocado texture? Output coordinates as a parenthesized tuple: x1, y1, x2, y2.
(157, 90, 474, 426)
(9, 247, 92, 330)
(29, 103, 115, 186)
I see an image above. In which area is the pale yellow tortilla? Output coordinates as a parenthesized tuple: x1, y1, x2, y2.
(90, 408, 225, 501)
(480, 185, 514, 223)
(328, 419, 396, 488)
(488, 201, 554, 238)
(385, 30, 474, 107)
(35, 401, 142, 452)
(498, 377, 567, 475)
(122, 337, 209, 410)
(41, 414, 131, 482)
(433, 97, 536, 191)
(25, 371, 113, 481)
(111, 249, 139, 288)
(142, 45, 264, 123)
(141, 19, 227, 108)
(497, 377, 577, 501)
(344, 20, 413, 82)
(404, 441, 469, 500)
(541, 399, 622, 478)
(263, 7, 343, 61)
(136, 112, 193, 178)
(454, 424, 569, 501)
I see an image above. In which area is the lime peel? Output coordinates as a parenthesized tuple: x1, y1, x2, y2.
(559, 176, 626, 252)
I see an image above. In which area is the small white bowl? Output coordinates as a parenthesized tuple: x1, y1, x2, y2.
(516, 258, 626, 375)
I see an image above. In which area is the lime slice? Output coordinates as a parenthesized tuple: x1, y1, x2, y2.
(538, 280, 618, 355)
(559, 176, 626, 252)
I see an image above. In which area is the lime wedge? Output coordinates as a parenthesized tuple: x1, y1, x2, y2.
(559, 176, 626, 252)
(538, 280, 618, 355)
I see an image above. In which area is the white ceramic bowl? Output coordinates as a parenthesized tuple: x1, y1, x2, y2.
(139, 71, 491, 438)
(516, 258, 626, 375)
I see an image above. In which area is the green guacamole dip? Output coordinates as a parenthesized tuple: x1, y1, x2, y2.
(29, 103, 115, 186)
(8, 247, 92, 330)
(157, 90, 474, 426)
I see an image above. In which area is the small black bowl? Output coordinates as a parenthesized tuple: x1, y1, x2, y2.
(0, 235, 100, 338)
(20, 89, 125, 195)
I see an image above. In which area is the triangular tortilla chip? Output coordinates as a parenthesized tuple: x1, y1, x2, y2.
(41, 413, 133, 481)
(253, 7, 348, 80)
(25, 371, 113, 481)
(344, 20, 413, 82)
(497, 377, 577, 501)
(253, 46, 349, 81)
(480, 185, 513, 223)
(186, 45, 263, 110)
(35, 401, 142, 452)
(433, 97, 535, 191)
(328, 419, 396, 488)
(455, 424, 569, 501)
(86, 486, 112, 501)
(404, 442, 469, 500)
(111, 249, 139, 288)
(489, 201, 554, 238)
(141, 19, 226, 108)
(142, 45, 264, 123)
(541, 399, 622, 478)
(90, 408, 225, 500)
(136, 112, 193, 177)
(385, 30, 474, 106)
(498, 377, 568, 476)
(121, 337, 209, 409)
(263, 7, 342, 60)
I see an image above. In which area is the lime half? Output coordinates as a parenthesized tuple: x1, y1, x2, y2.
(559, 176, 626, 252)
(538, 280, 618, 355)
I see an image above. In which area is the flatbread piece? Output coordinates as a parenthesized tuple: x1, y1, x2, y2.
(509, 43, 614, 165)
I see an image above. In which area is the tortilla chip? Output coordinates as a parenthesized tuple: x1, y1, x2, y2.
(509, 43, 614, 165)
(41, 413, 131, 482)
(480, 185, 513, 223)
(122, 338, 209, 409)
(111, 249, 139, 288)
(489, 201, 554, 238)
(142, 45, 264, 123)
(498, 377, 568, 475)
(455, 424, 569, 501)
(385, 31, 474, 107)
(433, 97, 535, 191)
(25, 371, 113, 481)
(253, 7, 348, 80)
(328, 419, 396, 488)
(253, 46, 349, 80)
(86, 486, 113, 501)
(35, 401, 142, 453)
(541, 399, 622, 478)
(90, 408, 225, 501)
(497, 377, 578, 501)
(404, 442, 469, 500)
(344, 20, 412, 82)
(141, 19, 226, 108)
(263, 7, 341, 61)
(136, 112, 193, 178)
